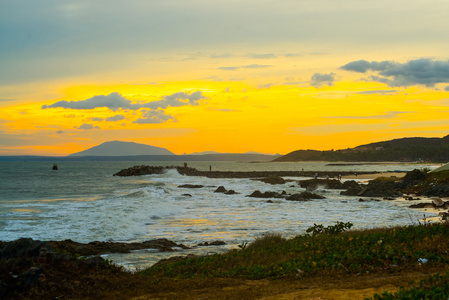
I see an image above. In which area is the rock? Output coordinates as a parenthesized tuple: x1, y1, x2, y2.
(225, 190, 237, 195)
(299, 179, 344, 190)
(197, 241, 226, 246)
(298, 191, 326, 199)
(178, 184, 204, 189)
(266, 200, 274, 203)
(395, 169, 427, 189)
(410, 202, 433, 209)
(357, 181, 402, 198)
(0, 238, 52, 259)
(48, 238, 190, 256)
(340, 185, 364, 196)
(258, 176, 286, 185)
(343, 180, 360, 189)
(286, 194, 309, 201)
(214, 186, 227, 193)
(433, 198, 445, 207)
(247, 190, 285, 199)
(422, 183, 449, 197)
(182, 194, 192, 197)
(113, 165, 166, 176)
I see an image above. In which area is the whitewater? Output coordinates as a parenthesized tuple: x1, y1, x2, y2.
(0, 160, 439, 270)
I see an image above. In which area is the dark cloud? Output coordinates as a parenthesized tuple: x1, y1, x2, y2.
(42, 92, 138, 111)
(78, 123, 100, 130)
(445, 86, 449, 91)
(106, 115, 125, 122)
(133, 110, 175, 124)
(341, 59, 449, 87)
(90, 117, 104, 121)
(43, 91, 206, 111)
(311, 72, 336, 88)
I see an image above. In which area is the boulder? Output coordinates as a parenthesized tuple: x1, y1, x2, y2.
(286, 194, 309, 201)
(197, 241, 226, 246)
(357, 181, 402, 198)
(299, 179, 344, 190)
(178, 184, 204, 189)
(395, 169, 427, 189)
(214, 186, 227, 193)
(258, 176, 286, 185)
(247, 190, 285, 199)
(225, 190, 237, 195)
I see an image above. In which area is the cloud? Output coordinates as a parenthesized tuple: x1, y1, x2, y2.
(106, 115, 125, 122)
(327, 111, 408, 119)
(257, 83, 273, 89)
(133, 110, 175, 124)
(90, 117, 104, 121)
(43, 91, 206, 111)
(218, 64, 272, 71)
(341, 59, 449, 87)
(78, 123, 100, 130)
(42, 92, 138, 111)
(356, 90, 398, 95)
(311, 72, 336, 88)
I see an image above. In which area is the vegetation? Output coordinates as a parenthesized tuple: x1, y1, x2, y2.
(3, 223, 449, 298)
(142, 223, 449, 281)
(274, 135, 449, 162)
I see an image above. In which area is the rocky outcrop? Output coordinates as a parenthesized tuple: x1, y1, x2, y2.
(395, 169, 427, 190)
(113, 165, 167, 176)
(257, 176, 286, 185)
(357, 181, 402, 198)
(340, 181, 364, 196)
(48, 238, 190, 256)
(299, 179, 344, 191)
(214, 186, 227, 193)
(178, 184, 204, 189)
(197, 241, 226, 246)
(422, 183, 449, 197)
(247, 190, 286, 199)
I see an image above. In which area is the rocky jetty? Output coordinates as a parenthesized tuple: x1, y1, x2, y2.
(113, 165, 374, 179)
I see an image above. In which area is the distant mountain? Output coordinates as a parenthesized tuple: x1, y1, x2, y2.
(274, 135, 449, 162)
(188, 151, 222, 155)
(68, 141, 175, 156)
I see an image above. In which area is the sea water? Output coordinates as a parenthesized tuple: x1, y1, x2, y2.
(0, 160, 439, 270)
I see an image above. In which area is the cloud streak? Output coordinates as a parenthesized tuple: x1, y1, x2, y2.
(341, 59, 449, 87)
(218, 64, 272, 71)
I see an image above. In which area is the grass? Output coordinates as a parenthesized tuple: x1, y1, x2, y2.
(141, 222, 449, 280)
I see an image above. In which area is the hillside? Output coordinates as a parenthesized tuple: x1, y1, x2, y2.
(274, 135, 449, 162)
(68, 141, 175, 156)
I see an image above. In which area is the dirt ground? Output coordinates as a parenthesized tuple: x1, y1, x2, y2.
(131, 268, 442, 300)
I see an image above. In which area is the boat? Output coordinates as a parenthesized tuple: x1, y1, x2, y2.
(52, 164, 58, 170)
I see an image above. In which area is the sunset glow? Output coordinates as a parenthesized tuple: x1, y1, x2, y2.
(2, 1, 449, 156)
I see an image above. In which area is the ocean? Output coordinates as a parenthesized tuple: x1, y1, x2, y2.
(0, 160, 439, 270)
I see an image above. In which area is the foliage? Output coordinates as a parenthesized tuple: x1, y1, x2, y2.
(367, 272, 449, 299)
(140, 223, 449, 281)
(305, 221, 353, 236)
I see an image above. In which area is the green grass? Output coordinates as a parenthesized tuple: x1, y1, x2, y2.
(367, 272, 449, 299)
(140, 222, 449, 281)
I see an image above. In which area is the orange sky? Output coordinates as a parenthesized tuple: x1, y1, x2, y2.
(1, 1, 449, 156)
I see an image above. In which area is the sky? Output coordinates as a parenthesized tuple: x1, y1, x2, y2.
(1, 0, 449, 156)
